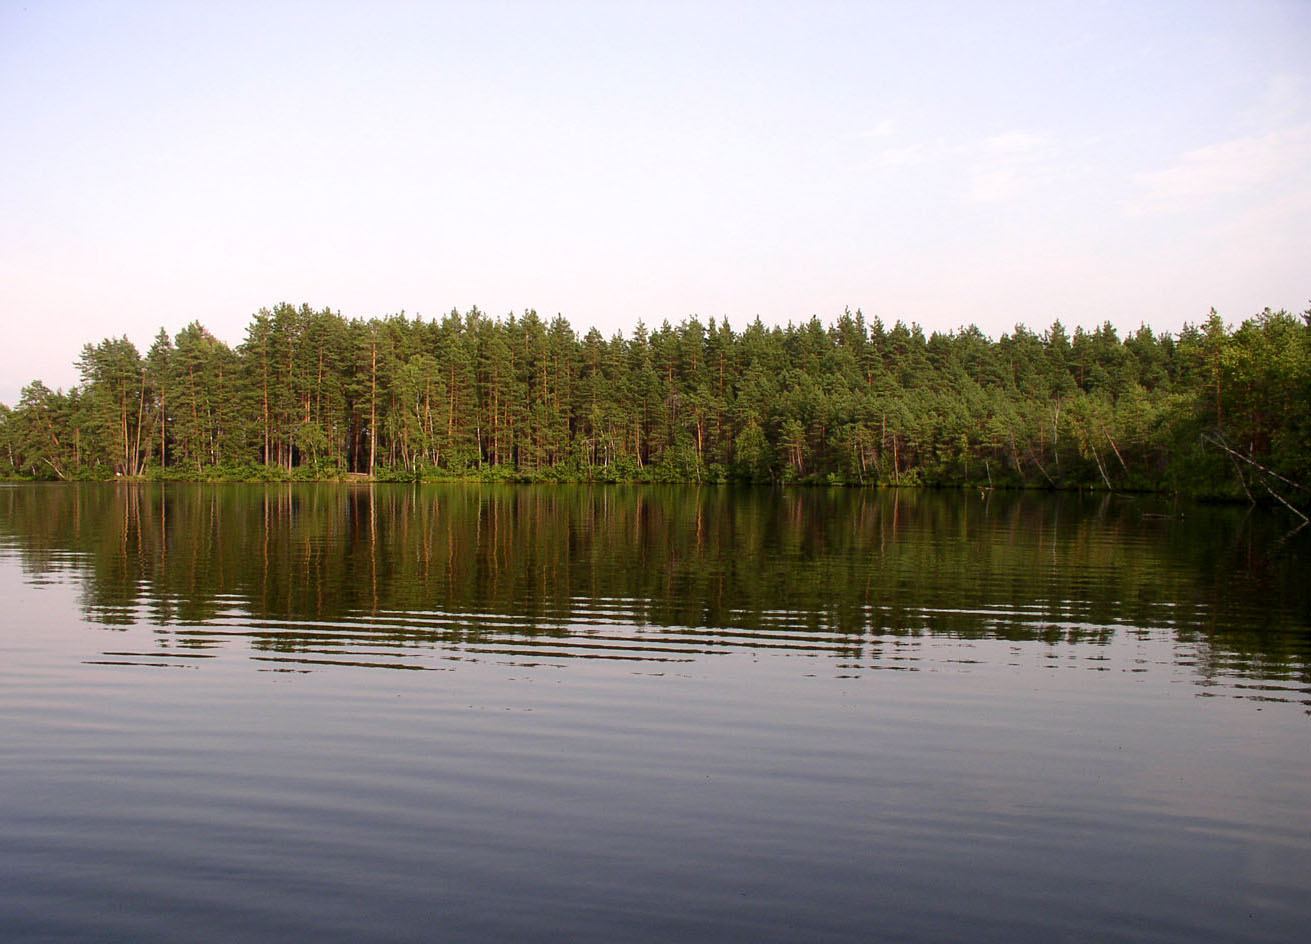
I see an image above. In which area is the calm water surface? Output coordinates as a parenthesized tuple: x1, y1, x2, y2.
(1, 484, 1309, 943)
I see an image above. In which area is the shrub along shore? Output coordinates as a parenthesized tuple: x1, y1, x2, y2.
(2, 303, 1308, 510)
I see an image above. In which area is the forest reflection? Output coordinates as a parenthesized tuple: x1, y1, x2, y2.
(1, 483, 1307, 689)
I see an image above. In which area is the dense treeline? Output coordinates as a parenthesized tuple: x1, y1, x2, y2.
(2, 303, 1308, 502)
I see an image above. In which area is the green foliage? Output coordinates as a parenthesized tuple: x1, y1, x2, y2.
(1, 302, 1307, 511)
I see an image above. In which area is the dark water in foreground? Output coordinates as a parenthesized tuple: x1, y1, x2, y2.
(1, 483, 1309, 943)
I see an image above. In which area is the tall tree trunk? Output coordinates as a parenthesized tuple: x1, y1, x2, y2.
(369, 341, 377, 475)
(159, 382, 166, 470)
(133, 372, 146, 476)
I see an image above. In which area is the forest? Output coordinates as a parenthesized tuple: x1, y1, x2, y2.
(1, 303, 1308, 507)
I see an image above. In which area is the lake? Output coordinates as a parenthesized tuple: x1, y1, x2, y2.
(1, 483, 1309, 943)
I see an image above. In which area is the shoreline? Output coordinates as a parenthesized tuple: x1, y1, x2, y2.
(0, 470, 1248, 504)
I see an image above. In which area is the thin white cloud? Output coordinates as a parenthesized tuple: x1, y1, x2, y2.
(868, 130, 1058, 202)
(855, 120, 896, 139)
(982, 131, 1048, 155)
(875, 141, 941, 166)
(969, 131, 1053, 203)
(1131, 125, 1311, 215)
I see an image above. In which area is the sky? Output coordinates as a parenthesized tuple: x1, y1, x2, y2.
(2, 0, 1309, 404)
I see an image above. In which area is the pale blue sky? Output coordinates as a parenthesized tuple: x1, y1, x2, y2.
(2, 1, 1308, 403)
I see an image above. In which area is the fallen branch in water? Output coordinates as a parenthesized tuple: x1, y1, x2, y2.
(1261, 478, 1310, 523)
(1227, 451, 1255, 505)
(1202, 433, 1308, 522)
(1202, 434, 1307, 492)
